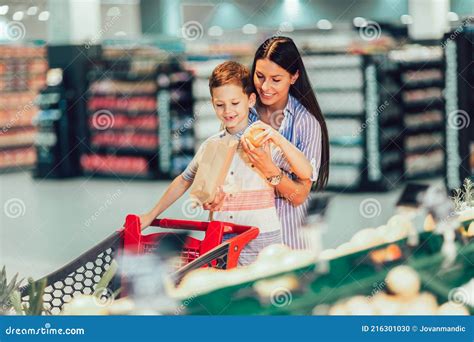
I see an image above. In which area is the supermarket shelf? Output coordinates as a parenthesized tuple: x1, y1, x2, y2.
(89, 126, 158, 134)
(0, 56, 45, 61)
(82, 171, 158, 181)
(0, 143, 35, 152)
(87, 109, 157, 116)
(88, 70, 156, 82)
(323, 112, 365, 118)
(402, 98, 444, 110)
(401, 79, 444, 90)
(89, 145, 158, 156)
(0, 164, 34, 174)
(171, 148, 195, 155)
(405, 145, 444, 155)
(0, 71, 47, 78)
(404, 123, 445, 135)
(0, 125, 35, 131)
(398, 60, 444, 69)
(88, 91, 157, 97)
(405, 169, 444, 180)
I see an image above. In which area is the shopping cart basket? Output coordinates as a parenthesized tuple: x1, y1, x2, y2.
(20, 215, 259, 314)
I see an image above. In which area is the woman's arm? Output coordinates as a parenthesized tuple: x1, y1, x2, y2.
(240, 138, 312, 206)
(139, 175, 192, 229)
(247, 121, 312, 180)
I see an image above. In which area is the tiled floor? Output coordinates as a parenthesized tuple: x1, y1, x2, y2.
(0, 171, 443, 280)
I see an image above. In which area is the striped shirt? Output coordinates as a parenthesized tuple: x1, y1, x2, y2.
(182, 127, 283, 265)
(249, 95, 322, 250)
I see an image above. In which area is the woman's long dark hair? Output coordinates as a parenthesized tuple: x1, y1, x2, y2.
(251, 36, 329, 190)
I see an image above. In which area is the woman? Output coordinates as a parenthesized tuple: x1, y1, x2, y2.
(208, 36, 330, 250)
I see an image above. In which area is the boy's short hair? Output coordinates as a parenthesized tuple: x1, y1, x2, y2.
(209, 61, 253, 96)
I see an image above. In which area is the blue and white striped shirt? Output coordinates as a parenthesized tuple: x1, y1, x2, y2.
(249, 95, 322, 250)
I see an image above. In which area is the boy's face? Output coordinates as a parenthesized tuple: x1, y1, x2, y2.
(211, 84, 256, 134)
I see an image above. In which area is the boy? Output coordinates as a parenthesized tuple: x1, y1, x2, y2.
(140, 61, 309, 265)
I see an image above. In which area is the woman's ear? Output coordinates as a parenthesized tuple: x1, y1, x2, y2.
(248, 92, 257, 107)
(291, 70, 300, 85)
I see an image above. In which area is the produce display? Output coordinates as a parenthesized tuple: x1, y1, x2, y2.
(169, 244, 315, 299)
(319, 214, 413, 261)
(326, 266, 469, 316)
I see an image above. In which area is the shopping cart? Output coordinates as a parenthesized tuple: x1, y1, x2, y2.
(20, 215, 259, 315)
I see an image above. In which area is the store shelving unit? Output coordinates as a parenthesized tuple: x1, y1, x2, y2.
(389, 46, 446, 180)
(0, 45, 47, 173)
(444, 23, 474, 190)
(81, 47, 194, 179)
(303, 53, 403, 191)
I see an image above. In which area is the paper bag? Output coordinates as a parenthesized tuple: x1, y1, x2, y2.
(189, 135, 238, 205)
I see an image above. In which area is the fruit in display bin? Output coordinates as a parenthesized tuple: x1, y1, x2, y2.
(423, 213, 436, 232)
(385, 265, 420, 298)
(244, 126, 266, 148)
(325, 266, 469, 315)
(170, 245, 315, 299)
(318, 215, 414, 260)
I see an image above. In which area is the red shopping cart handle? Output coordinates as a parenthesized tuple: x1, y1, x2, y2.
(121, 215, 258, 234)
(122, 215, 260, 256)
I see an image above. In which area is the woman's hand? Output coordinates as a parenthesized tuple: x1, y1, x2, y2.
(138, 212, 156, 230)
(248, 121, 284, 147)
(203, 186, 226, 211)
(241, 137, 281, 179)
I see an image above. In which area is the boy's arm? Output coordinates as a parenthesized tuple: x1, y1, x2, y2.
(139, 175, 192, 230)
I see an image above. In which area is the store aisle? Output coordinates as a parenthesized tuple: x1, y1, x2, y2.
(0, 171, 442, 280)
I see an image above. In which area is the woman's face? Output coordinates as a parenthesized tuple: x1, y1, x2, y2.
(254, 58, 299, 108)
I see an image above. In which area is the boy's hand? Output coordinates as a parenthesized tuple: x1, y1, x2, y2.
(241, 137, 280, 179)
(203, 186, 226, 211)
(139, 212, 155, 230)
(248, 121, 283, 147)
